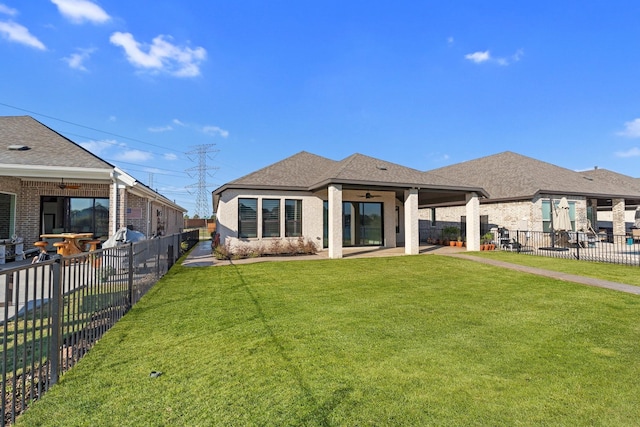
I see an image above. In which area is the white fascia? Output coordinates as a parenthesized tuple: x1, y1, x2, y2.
(3, 164, 113, 180)
(113, 167, 186, 212)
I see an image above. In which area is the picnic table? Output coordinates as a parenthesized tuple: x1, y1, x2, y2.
(40, 233, 94, 256)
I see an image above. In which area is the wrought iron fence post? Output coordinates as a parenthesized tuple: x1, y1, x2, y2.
(156, 238, 161, 279)
(128, 243, 134, 308)
(49, 257, 62, 386)
(516, 230, 521, 253)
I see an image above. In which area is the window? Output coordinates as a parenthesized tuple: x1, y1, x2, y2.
(70, 198, 109, 237)
(262, 199, 280, 237)
(323, 201, 384, 247)
(0, 192, 16, 238)
(238, 198, 258, 238)
(41, 196, 109, 238)
(285, 199, 302, 237)
(542, 199, 575, 232)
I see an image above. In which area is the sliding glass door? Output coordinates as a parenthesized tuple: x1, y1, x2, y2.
(323, 201, 384, 247)
(41, 196, 110, 239)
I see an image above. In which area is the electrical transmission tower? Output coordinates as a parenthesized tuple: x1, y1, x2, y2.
(185, 144, 219, 218)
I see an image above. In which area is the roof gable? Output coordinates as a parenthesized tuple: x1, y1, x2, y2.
(228, 151, 337, 188)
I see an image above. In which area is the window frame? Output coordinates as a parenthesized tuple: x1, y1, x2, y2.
(262, 198, 281, 238)
(238, 198, 258, 238)
(285, 199, 303, 237)
(542, 199, 576, 232)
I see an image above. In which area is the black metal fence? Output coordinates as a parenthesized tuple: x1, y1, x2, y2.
(497, 229, 640, 267)
(0, 230, 199, 426)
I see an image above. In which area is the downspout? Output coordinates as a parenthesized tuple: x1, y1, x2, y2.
(110, 171, 119, 235)
(147, 198, 151, 237)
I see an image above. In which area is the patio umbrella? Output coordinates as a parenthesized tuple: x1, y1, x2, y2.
(554, 197, 572, 231)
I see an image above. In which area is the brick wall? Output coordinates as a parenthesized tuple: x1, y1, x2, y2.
(15, 181, 110, 247)
(125, 192, 147, 233)
(421, 195, 589, 239)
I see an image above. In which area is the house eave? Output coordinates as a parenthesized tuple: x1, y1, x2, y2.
(1, 164, 113, 180)
(309, 178, 489, 197)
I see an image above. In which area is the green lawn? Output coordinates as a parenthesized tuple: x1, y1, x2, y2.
(16, 255, 640, 426)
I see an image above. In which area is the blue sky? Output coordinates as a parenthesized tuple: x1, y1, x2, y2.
(1, 1, 639, 217)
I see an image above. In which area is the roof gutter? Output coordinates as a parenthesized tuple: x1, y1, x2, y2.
(2, 164, 113, 180)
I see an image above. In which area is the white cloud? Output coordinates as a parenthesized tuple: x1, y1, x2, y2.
(512, 48, 524, 62)
(203, 125, 229, 138)
(164, 153, 178, 161)
(447, 36, 454, 46)
(108, 115, 116, 122)
(0, 4, 17, 16)
(51, 0, 110, 24)
(63, 47, 95, 71)
(617, 118, 640, 138)
(173, 119, 186, 126)
(112, 149, 153, 162)
(148, 125, 173, 132)
(143, 167, 164, 173)
(615, 147, 640, 158)
(465, 50, 490, 63)
(465, 49, 524, 66)
(0, 21, 46, 50)
(109, 32, 206, 77)
(79, 139, 121, 155)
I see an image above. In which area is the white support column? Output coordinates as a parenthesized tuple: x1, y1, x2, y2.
(465, 192, 480, 251)
(404, 189, 419, 255)
(328, 184, 343, 259)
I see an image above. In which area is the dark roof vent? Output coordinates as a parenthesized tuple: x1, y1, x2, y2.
(8, 145, 30, 151)
(376, 165, 388, 170)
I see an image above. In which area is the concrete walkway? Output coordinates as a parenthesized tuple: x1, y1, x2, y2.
(181, 240, 640, 295)
(445, 253, 640, 295)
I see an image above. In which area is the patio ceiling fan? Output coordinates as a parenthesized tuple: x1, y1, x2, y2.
(58, 178, 80, 190)
(358, 192, 381, 199)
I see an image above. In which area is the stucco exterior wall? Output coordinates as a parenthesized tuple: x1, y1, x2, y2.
(216, 188, 400, 253)
(216, 189, 325, 252)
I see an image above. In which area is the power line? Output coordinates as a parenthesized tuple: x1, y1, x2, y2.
(0, 101, 184, 153)
(185, 144, 219, 218)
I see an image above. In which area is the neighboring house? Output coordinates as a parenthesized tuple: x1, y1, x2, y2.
(423, 151, 640, 241)
(581, 167, 640, 230)
(212, 151, 488, 258)
(0, 116, 185, 255)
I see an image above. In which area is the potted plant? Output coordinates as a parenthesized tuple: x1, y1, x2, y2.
(482, 232, 494, 251)
(443, 226, 460, 247)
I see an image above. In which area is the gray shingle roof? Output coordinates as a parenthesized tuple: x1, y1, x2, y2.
(581, 168, 640, 193)
(0, 116, 112, 169)
(217, 151, 487, 195)
(228, 151, 336, 189)
(426, 151, 640, 200)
